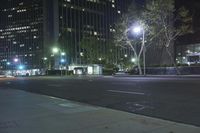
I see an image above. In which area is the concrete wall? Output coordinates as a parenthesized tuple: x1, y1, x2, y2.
(146, 66, 200, 75)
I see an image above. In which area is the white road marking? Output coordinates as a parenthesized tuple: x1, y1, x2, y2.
(48, 84, 63, 87)
(107, 90, 145, 95)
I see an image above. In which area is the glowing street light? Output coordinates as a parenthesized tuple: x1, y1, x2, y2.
(132, 26, 142, 34)
(61, 52, 66, 56)
(14, 58, 19, 62)
(18, 65, 24, 70)
(52, 47, 59, 53)
(43, 57, 48, 61)
(6, 62, 11, 65)
(60, 59, 65, 63)
(131, 58, 136, 63)
(80, 52, 84, 57)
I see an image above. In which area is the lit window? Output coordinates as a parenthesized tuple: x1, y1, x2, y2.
(112, 4, 115, 8)
(20, 44, 25, 47)
(67, 28, 72, 32)
(31, 29, 38, 32)
(19, 2, 24, 6)
(87, 0, 99, 2)
(17, 9, 27, 13)
(117, 10, 121, 14)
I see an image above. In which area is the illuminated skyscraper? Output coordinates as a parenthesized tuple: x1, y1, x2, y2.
(0, 0, 132, 72)
(0, 0, 45, 70)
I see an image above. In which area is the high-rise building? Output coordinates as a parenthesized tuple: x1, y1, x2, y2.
(0, 0, 132, 74)
(0, 0, 45, 71)
(175, 0, 200, 65)
(56, 0, 132, 66)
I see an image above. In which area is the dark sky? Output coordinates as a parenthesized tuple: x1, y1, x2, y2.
(176, 0, 200, 44)
(176, 0, 200, 32)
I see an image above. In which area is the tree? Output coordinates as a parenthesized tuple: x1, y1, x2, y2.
(113, 2, 145, 75)
(142, 0, 192, 73)
(114, 0, 192, 74)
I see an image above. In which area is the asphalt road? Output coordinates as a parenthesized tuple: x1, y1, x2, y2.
(1, 76, 200, 126)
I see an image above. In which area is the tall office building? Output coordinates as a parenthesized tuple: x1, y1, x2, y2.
(56, 0, 131, 65)
(0, 0, 45, 71)
(0, 0, 132, 74)
(175, 0, 200, 65)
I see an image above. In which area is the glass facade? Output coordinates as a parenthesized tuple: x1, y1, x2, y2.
(0, 0, 44, 70)
(0, 0, 132, 71)
(175, 0, 200, 65)
(57, 0, 131, 65)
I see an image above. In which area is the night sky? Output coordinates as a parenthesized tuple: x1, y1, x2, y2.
(176, 0, 200, 32)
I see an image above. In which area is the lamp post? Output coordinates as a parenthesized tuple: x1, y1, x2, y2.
(13, 58, 25, 76)
(52, 47, 66, 76)
(132, 25, 146, 75)
(13, 58, 19, 76)
(52, 47, 60, 70)
(42, 57, 48, 75)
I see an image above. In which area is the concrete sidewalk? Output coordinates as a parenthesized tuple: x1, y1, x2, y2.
(0, 88, 199, 133)
(113, 74, 200, 78)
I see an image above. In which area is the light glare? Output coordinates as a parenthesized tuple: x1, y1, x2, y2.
(132, 26, 142, 34)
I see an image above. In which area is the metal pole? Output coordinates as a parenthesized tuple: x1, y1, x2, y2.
(60, 50, 62, 76)
(142, 30, 146, 76)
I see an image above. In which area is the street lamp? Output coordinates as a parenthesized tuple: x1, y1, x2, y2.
(132, 25, 146, 75)
(52, 47, 59, 54)
(52, 47, 66, 76)
(18, 65, 24, 70)
(80, 52, 84, 57)
(60, 59, 65, 63)
(61, 52, 66, 56)
(43, 57, 48, 61)
(6, 62, 11, 65)
(131, 58, 136, 63)
(14, 58, 19, 63)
